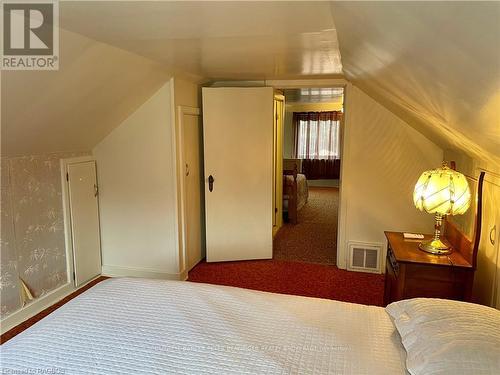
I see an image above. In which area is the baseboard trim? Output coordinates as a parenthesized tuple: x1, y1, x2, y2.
(2, 266, 183, 334)
(179, 269, 188, 281)
(101, 265, 182, 280)
(1, 282, 73, 334)
(1, 275, 108, 335)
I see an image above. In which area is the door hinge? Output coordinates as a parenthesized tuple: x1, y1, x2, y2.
(72, 271, 76, 281)
(66, 172, 69, 181)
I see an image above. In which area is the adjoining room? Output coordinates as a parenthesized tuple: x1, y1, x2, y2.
(274, 87, 343, 265)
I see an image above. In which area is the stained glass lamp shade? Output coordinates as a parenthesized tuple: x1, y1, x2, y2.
(413, 162, 471, 254)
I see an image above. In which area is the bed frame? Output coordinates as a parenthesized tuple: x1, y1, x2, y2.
(283, 165, 299, 224)
(444, 168, 485, 300)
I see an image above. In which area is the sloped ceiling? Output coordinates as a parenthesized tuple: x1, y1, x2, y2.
(3, 1, 498, 162)
(58, 1, 342, 79)
(1, 28, 171, 156)
(2, 1, 343, 157)
(331, 1, 500, 165)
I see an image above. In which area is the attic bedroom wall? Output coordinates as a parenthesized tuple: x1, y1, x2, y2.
(1, 28, 170, 156)
(338, 84, 443, 269)
(94, 77, 200, 279)
(443, 149, 500, 308)
(0, 151, 89, 318)
(94, 81, 177, 278)
(1, 27, 171, 319)
(331, 1, 500, 167)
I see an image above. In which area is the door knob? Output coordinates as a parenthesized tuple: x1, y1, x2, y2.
(208, 175, 215, 192)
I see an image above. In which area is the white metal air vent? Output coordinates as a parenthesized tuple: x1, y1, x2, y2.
(347, 241, 383, 273)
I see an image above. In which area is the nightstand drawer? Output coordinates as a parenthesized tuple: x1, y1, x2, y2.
(384, 231, 474, 305)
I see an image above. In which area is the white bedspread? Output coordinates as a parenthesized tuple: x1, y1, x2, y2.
(1, 278, 408, 374)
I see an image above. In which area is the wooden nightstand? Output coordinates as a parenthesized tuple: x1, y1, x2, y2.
(383, 231, 475, 306)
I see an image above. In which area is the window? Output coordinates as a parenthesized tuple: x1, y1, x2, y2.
(294, 111, 341, 159)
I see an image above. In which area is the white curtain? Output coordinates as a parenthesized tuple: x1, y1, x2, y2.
(294, 112, 341, 159)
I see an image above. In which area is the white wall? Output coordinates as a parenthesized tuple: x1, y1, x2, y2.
(93, 81, 180, 279)
(337, 84, 443, 269)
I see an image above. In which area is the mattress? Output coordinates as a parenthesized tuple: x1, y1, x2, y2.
(1, 278, 408, 374)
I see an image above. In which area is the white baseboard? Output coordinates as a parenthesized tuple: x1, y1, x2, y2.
(179, 269, 188, 281)
(1, 275, 108, 335)
(1, 282, 73, 334)
(1, 267, 184, 335)
(101, 265, 183, 280)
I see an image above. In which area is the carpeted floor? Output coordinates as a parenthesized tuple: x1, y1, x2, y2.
(188, 260, 385, 306)
(273, 187, 338, 265)
(189, 188, 386, 306)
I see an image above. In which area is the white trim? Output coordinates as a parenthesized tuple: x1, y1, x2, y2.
(180, 268, 189, 281)
(176, 104, 201, 276)
(209, 80, 266, 87)
(60, 155, 100, 287)
(1, 283, 72, 334)
(101, 265, 183, 280)
(0, 274, 102, 335)
(179, 106, 201, 116)
(265, 78, 348, 88)
(207, 79, 348, 89)
(336, 83, 353, 269)
(169, 78, 183, 282)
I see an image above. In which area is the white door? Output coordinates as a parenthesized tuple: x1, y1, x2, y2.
(182, 109, 204, 271)
(67, 161, 102, 286)
(203, 87, 274, 262)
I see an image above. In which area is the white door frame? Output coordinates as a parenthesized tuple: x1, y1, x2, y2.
(266, 80, 349, 269)
(60, 155, 101, 286)
(273, 94, 285, 235)
(175, 105, 201, 277)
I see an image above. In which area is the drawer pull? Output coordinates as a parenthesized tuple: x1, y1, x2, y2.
(388, 249, 399, 276)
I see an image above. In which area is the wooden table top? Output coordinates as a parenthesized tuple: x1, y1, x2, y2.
(384, 231, 472, 268)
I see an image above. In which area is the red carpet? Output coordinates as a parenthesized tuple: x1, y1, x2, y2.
(188, 260, 385, 306)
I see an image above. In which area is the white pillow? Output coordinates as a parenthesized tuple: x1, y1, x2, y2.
(386, 298, 500, 375)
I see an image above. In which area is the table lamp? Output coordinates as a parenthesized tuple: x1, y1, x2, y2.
(413, 162, 471, 255)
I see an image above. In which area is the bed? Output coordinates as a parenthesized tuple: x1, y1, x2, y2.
(283, 159, 308, 224)
(2, 278, 499, 375)
(1, 278, 406, 374)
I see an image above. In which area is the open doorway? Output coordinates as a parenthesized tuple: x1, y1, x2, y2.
(273, 87, 344, 265)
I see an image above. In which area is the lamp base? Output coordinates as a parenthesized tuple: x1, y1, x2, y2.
(418, 239, 452, 255)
